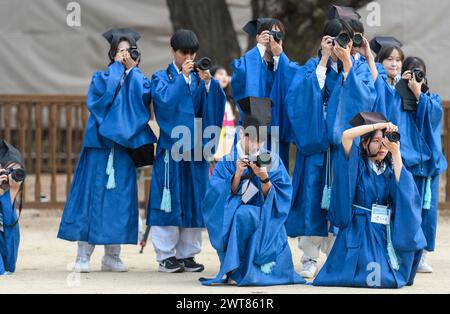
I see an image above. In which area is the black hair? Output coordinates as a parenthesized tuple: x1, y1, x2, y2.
(170, 29, 199, 54)
(360, 129, 393, 174)
(210, 65, 226, 77)
(257, 18, 286, 35)
(376, 45, 405, 63)
(402, 56, 427, 76)
(323, 18, 354, 39)
(108, 36, 137, 64)
(348, 19, 364, 34)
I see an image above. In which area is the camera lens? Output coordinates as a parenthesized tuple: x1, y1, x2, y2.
(11, 168, 26, 182)
(127, 47, 141, 61)
(353, 34, 363, 47)
(269, 31, 285, 42)
(256, 153, 272, 168)
(194, 57, 212, 72)
(335, 33, 351, 48)
(386, 132, 401, 143)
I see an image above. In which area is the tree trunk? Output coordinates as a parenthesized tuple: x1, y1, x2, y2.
(249, 0, 372, 63)
(166, 0, 241, 71)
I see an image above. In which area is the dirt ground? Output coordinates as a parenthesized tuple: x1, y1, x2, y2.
(1, 210, 449, 294)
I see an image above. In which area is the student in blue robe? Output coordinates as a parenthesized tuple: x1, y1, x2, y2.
(231, 18, 296, 169)
(314, 113, 427, 288)
(0, 141, 25, 276)
(57, 28, 157, 273)
(364, 49, 447, 273)
(200, 101, 305, 286)
(285, 18, 375, 278)
(147, 29, 226, 273)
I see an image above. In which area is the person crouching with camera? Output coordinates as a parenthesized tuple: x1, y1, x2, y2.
(200, 98, 305, 286)
(0, 140, 26, 275)
(313, 112, 426, 288)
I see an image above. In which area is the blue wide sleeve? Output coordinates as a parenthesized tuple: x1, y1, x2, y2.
(99, 67, 157, 148)
(327, 142, 359, 228)
(390, 167, 427, 251)
(286, 58, 329, 155)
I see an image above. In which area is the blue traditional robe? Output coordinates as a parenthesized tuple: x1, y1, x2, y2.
(0, 192, 20, 275)
(231, 47, 297, 168)
(313, 143, 427, 288)
(58, 61, 157, 245)
(147, 63, 226, 228)
(285, 57, 376, 237)
(200, 149, 305, 286)
(373, 66, 447, 251)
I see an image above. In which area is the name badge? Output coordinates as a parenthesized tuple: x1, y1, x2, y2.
(371, 204, 391, 225)
(242, 180, 259, 204)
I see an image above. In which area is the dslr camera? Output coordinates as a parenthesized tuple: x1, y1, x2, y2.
(193, 57, 212, 72)
(127, 46, 141, 62)
(0, 167, 26, 191)
(268, 31, 285, 43)
(412, 68, 425, 83)
(332, 33, 351, 49)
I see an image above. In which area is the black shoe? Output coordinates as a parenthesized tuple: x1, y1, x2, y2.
(159, 257, 185, 273)
(178, 257, 205, 272)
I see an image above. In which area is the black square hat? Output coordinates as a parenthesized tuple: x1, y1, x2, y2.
(0, 140, 23, 166)
(238, 96, 273, 128)
(369, 36, 403, 54)
(243, 18, 275, 37)
(327, 5, 361, 21)
(349, 112, 388, 127)
(102, 28, 141, 45)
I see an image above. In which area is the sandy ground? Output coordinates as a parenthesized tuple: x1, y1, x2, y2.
(1, 210, 450, 294)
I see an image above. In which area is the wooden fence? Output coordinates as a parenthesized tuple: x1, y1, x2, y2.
(0, 94, 449, 210)
(0, 94, 151, 209)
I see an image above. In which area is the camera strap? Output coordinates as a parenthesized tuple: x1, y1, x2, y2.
(4, 184, 23, 228)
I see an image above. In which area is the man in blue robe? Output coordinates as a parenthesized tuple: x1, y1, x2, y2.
(58, 28, 157, 273)
(0, 140, 25, 275)
(285, 18, 376, 278)
(231, 18, 296, 170)
(147, 29, 226, 273)
(200, 98, 305, 286)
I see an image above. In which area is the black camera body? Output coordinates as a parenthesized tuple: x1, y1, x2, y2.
(269, 31, 285, 43)
(193, 57, 212, 72)
(244, 152, 272, 169)
(412, 68, 425, 83)
(127, 46, 141, 62)
(332, 33, 351, 48)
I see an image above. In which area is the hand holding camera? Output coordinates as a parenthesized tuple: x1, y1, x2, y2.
(0, 166, 26, 192)
(374, 122, 401, 143)
(320, 36, 334, 60)
(403, 69, 425, 100)
(123, 49, 139, 70)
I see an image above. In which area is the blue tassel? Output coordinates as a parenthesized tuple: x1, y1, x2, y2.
(386, 225, 400, 271)
(423, 177, 432, 210)
(160, 150, 172, 213)
(321, 185, 331, 210)
(260, 262, 276, 275)
(160, 188, 172, 213)
(105, 147, 116, 190)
